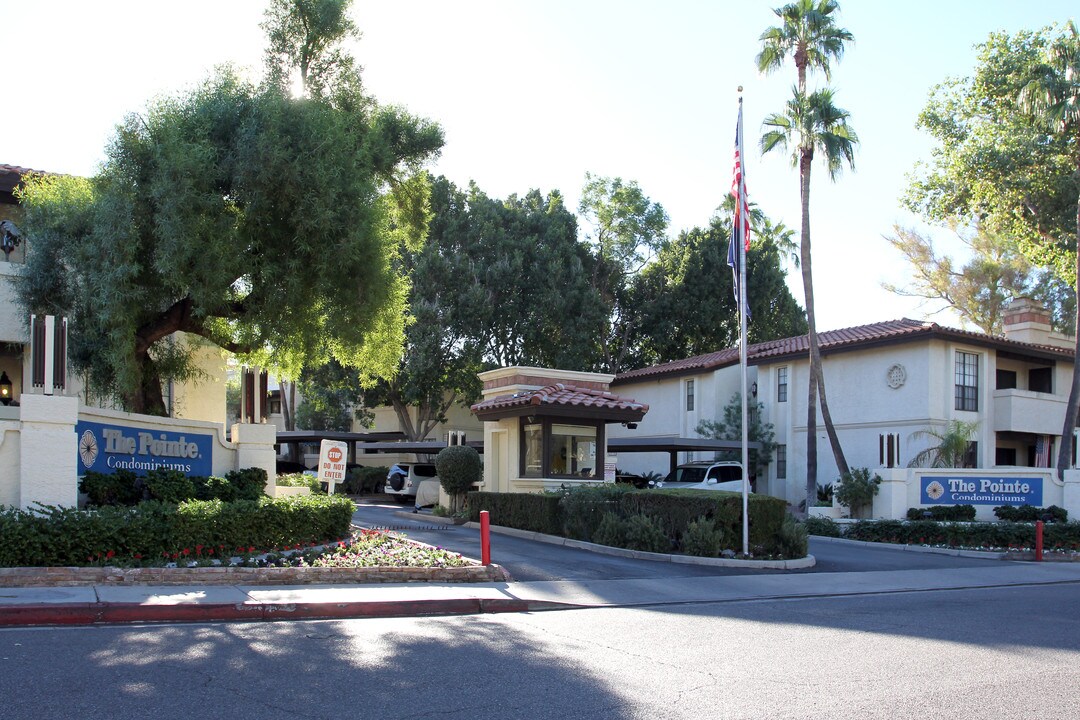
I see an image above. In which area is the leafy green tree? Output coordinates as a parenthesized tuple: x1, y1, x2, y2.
(16, 1, 443, 415)
(908, 420, 980, 468)
(882, 224, 1051, 334)
(1017, 21, 1080, 478)
(758, 0, 855, 513)
(578, 173, 669, 373)
(760, 87, 857, 508)
(362, 177, 601, 440)
(905, 23, 1080, 477)
(294, 359, 372, 432)
(696, 392, 778, 478)
(628, 211, 807, 367)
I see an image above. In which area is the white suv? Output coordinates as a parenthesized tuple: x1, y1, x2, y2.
(656, 461, 750, 493)
(384, 463, 439, 503)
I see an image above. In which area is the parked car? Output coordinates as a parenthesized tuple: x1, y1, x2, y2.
(384, 463, 439, 503)
(654, 461, 751, 493)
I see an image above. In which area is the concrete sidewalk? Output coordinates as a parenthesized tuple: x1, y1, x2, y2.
(3, 560, 1080, 628)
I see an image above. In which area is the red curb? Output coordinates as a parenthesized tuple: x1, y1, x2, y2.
(0, 603, 101, 626)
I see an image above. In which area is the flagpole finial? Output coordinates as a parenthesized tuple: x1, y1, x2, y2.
(737, 85, 743, 93)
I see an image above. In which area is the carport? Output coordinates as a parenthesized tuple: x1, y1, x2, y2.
(607, 436, 761, 477)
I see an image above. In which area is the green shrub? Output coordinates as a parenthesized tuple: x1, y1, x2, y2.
(469, 486, 789, 556)
(775, 516, 809, 558)
(145, 469, 197, 503)
(558, 484, 635, 542)
(79, 470, 142, 506)
(994, 504, 1068, 523)
(906, 505, 976, 522)
(816, 483, 834, 505)
(276, 472, 322, 494)
(466, 491, 563, 536)
(802, 515, 843, 538)
(592, 512, 628, 548)
(436, 446, 481, 512)
(0, 495, 354, 567)
(835, 468, 881, 515)
(224, 467, 269, 501)
(682, 518, 724, 557)
(623, 514, 671, 553)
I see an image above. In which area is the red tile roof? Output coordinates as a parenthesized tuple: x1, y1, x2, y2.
(472, 383, 648, 420)
(1, 164, 48, 196)
(612, 318, 1075, 385)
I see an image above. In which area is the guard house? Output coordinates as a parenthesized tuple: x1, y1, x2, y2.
(471, 367, 648, 493)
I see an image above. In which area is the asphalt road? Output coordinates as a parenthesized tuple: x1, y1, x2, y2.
(350, 500, 1013, 581)
(2, 582, 1077, 719)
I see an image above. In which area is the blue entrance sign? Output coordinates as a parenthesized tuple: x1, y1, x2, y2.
(920, 475, 1043, 506)
(75, 420, 213, 477)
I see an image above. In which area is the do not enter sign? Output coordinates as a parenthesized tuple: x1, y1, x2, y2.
(317, 439, 349, 495)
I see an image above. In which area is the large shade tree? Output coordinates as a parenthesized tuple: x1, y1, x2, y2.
(905, 23, 1080, 478)
(628, 210, 807, 367)
(1018, 20, 1080, 478)
(757, 0, 855, 511)
(16, 0, 443, 415)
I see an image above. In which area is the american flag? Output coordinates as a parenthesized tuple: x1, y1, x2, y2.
(727, 98, 751, 318)
(1035, 435, 1051, 468)
(731, 101, 750, 253)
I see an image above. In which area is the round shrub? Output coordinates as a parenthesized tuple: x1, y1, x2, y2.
(436, 445, 481, 511)
(592, 512, 628, 548)
(622, 514, 671, 553)
(682, 518, 724, 557)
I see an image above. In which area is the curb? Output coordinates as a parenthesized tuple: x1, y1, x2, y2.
(463, 522, 816, 570)
(810, 534, 1009, 559)
(0, 596, 576, 628)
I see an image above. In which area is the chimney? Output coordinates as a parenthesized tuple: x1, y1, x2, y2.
(1003, 298, 1071, 348)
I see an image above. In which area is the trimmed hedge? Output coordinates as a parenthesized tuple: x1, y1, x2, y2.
(467, 491, 563, 536)
(994, 504, 1068, 523)
(80, 468, 267, 506)
(0, 495, 355, 567)
(841, 518, 1080, 550)
(468, 486, 797, 558)
(906, 505, 976, 522)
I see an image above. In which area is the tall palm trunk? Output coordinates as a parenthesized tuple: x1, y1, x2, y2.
(800, 150, 819, 513)
(1056, 181, 1080, 479)
(799, 148, 850, 513)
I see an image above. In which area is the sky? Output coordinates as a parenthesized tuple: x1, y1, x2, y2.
(2, 0, 1077, 335)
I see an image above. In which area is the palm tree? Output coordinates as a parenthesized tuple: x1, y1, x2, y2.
(761, 87, 857, 511)
(908, 420, 980, 468)
(757, 0, 853, 513)
(1017, 21, 1080, 480)
(757, 0, 853, 95)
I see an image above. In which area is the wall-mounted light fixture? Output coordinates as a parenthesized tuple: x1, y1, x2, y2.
(751, 381, 758, 398)
(0, 371, 12, 405)
(622, 421, 638, 430)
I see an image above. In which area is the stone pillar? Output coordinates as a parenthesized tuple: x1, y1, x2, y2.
(232, 422, 278, 495)
(19, 393, 78, 509)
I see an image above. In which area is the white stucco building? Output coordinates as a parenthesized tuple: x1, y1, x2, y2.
(608, 299, 1078, 510)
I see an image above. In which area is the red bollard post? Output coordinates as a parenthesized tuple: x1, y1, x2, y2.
(1035, 520, 1044, 562)
(480, 510, 491, 565)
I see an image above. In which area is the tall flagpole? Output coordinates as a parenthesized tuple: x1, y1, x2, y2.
(735, 87, 750, 556)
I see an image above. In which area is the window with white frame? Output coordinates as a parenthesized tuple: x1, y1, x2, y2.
(686, 379, 695, 412)
(777, 367, 788, 402)
(776, 444, 786, 479)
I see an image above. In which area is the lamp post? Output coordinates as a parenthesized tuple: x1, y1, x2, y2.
(0, 371, 12, 405)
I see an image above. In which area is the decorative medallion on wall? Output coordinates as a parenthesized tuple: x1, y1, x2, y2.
(886, 363, 907, 389)
(79, 429, 99, 469)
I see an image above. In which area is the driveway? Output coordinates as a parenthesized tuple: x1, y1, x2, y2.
(350, 499, 1010, 582)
